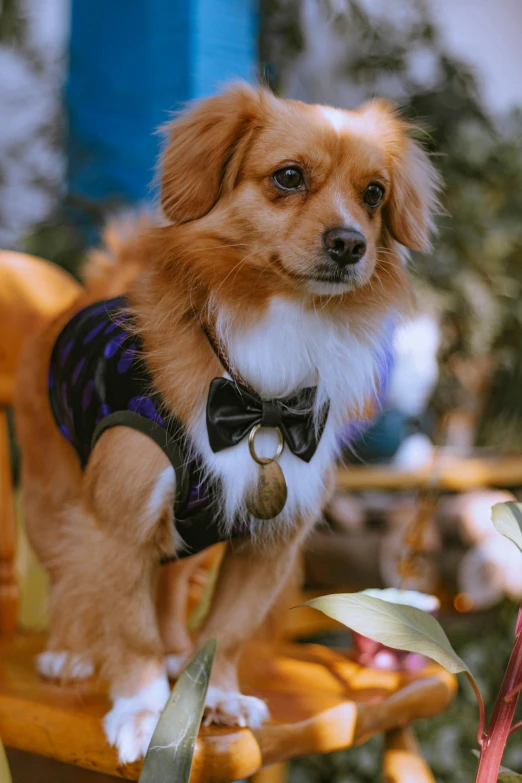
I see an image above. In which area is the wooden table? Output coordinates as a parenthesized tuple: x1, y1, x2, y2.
(337, 454, 522, 492)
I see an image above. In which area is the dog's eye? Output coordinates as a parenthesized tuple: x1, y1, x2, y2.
(362, 183, 385, 208)
(272, 167, 304, 191)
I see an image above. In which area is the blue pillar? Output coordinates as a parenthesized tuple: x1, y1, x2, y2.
(66, 0, 258, 207)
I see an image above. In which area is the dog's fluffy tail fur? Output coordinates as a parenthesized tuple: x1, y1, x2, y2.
(81, 213, 154, 299)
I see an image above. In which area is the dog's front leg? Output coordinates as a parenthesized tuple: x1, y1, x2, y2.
(157, 549, 213, 678)
(195, 522, 312, 729)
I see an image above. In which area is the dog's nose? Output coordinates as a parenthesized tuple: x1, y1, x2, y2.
(323, 227, 367, 266)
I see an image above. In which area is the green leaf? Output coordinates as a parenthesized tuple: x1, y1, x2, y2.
(304, 591, 487, 741)
(492, 502, 522, 554)
(138, 639, 216, 783)
(498, 760, 522, 781)
(303, 592, 470, 675)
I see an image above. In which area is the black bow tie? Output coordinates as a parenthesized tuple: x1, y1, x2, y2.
(206, 378, 329, 462)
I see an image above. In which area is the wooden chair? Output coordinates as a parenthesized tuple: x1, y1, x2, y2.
(0, 250, 457, 782)
(0, 251, 83, 634)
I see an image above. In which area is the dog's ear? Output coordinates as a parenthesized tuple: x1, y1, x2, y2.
(160, 83, 263, 224)
(385, 135, 440, 253)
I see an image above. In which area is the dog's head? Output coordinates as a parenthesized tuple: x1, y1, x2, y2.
(160, 84, 439, 306)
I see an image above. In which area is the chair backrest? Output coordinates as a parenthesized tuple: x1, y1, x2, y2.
(0, 251, 81, 633)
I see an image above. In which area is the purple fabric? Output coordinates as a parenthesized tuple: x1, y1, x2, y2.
(49, 297, 164, 466)
(48, 297, 225, 559)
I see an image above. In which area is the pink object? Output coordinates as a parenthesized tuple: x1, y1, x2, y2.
(351, 589, 440, 672)
(352, 632, 430, 671)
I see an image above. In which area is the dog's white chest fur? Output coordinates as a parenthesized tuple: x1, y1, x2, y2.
(188, 297, 384, 535)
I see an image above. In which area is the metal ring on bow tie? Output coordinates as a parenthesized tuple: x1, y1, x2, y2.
(248, 424, 284, 465)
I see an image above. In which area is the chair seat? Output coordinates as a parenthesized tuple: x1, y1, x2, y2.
(0, 633, 456, 781)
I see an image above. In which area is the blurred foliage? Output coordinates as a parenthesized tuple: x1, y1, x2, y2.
(0, 0, 23, 43)
(0, 0, 67, 249)
(289, 601, 522, 783)
(23, 214, 87, 277)
(260, 0, 522, 448)
(21, 195, 125, 277)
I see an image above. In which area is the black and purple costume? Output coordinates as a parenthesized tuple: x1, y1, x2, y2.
(49, 297, 224, 559)
(49, 297, 331, 561)
(51, 297, 375, 560)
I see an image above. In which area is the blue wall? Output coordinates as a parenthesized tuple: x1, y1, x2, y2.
(66, 0, 258, 206)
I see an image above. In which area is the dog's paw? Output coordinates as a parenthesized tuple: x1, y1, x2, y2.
(37, 650, 94, 681)
(165, 652, 191, 680)
(203, 686, 270, 729)
(104, 676, 170, 764)
(104, 708, 162, 765)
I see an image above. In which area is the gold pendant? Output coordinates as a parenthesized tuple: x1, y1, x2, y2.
(246, 459, 288, 520)
(246, 423, 288, 520)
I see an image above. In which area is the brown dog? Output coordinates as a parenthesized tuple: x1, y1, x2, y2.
(15, 84, 439, 763)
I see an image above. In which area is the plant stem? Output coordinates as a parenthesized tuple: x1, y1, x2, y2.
(475, 604, 522, 783)
(465, 672, 486, 745)
(504, 682, 522, 703)
(516, 603, 522, 639)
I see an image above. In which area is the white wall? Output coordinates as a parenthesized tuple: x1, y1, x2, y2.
(432, 0, 522, 114)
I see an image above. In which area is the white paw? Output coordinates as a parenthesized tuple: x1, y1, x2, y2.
(104, 676, 170, 764)
(165, 652, 191, 679)
(37, 651, 94, 681)
(203, 686, 270, 729)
